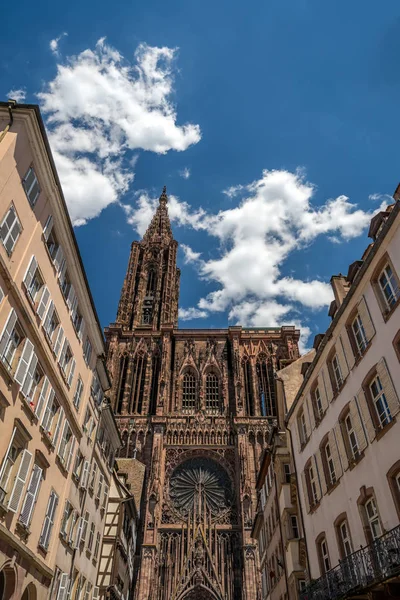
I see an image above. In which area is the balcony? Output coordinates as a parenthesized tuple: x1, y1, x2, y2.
(301, 524, 400, 600)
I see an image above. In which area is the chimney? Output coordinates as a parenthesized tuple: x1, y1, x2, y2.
(330, 275, 351, 309)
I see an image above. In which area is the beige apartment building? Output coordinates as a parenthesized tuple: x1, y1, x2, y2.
(252, 351, 313, 600)
(97, 458, 145, 600)
(0, 100, 121, 600)
(287, 194, 400, 599)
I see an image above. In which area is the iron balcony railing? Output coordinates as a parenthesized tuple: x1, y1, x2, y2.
(300, 524, 400, 600)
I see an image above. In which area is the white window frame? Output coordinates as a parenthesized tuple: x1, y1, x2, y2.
(308, 464, 318, 505)
(298, 410, 307, 445)
(23, 166, 40, 207)
(324, 442, 336, 486)
(320, 538, 330, 573)
(344, 413, 359, 460)
(370, 375, 392, 428)
(378, 264, 400, 310)
(352, 314, 368, 355)
(314, 386, 323, 418)
(332, 354, 343, 389)
(365, 497, 382, 539)
(0, 205, 22, 255)
(340, 520, 353, 557)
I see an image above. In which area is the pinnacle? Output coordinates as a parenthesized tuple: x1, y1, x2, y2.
(160, 186, 168, 203)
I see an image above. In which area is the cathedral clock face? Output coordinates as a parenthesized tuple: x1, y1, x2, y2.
(169, 457, 232, 518)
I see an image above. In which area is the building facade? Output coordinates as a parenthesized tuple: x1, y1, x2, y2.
(252, 351, 314, 600)
(0, 101, 120, 600)
(105, 188, 301, 600)
(287, 196, 400, 599)
(97, 458, 144, 600)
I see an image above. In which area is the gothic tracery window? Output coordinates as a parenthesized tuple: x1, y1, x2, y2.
(146, 266, 157, 295)
(116, 355, 129, 414)
(182, 370, 197, 413)
(256, 355, 276, 417)
(242, 359, 254, 416)
(149, 352, 160, 415)
(130, 353, 147, 414)
(205, 372, 220, 413)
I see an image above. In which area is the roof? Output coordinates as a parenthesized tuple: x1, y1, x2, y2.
(0, 100, 105, 346)
(285, 197, 400, 423)
(116, 458, 146, 511)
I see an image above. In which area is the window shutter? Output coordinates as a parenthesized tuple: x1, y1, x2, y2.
(23, 167, 40, 206)
(34, 376, 50, 420)
(340, 331, 355, 371)
(23, 255, 38, 290)
(0, 427, 16, 481)
(21, 352, 38, 398)
(70, 295, 78, 320)
(43, 215, 53, 242)
(358, 296, 375, 344)
(102, 484, 109, 509)
(312, 454, 322, 501)
(58, 260, 67, 286)
(41, 387, 55, 431)
(329, 429, 342, 479)
(19, 463, 43, 526)
(41, 297, 53, 330)
(52, 407, 64, 447)
(53, 326, 64, 358)
(67, 285, 76, 310)
(334, 422, 349, 471)
(66, 436, 76, 471)
(59, 339, 68, 368)
(53, 245, 65, 273)
(8, 449, 33, 513)
(376, 358, 400, 419)
(336, 341, 348, 380)
(314, 450, 327, 496)
(75, 516, 84, 548)
(56, 573, 69, 600)
(300, 471, 310, 513)
(0, 309, 17, 359)
(67, 358, 76, 387)
(58, 421, 69, 461)
(39, 490, 58, 549)
(79, 318, 85, 341)
(97, 473, 104, 499)
(356, 389, 376, 442)
(92, 587, 99, 600)
(317, 373, 328, 411)
(81, 461, 90, 489)
(14, 338, 35, 385)
(306, 395, 315, 430)
(0, 285, 4, 304)
(69, 510, 77, 544)
(322, 367, 334, 403)
(350, 397, 368, 452)
(81, 512, 89, 543)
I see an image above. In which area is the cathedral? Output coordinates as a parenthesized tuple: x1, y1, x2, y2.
(104, 188, 300, 600)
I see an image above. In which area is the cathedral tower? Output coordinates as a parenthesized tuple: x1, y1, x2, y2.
(105, 188, 301, 600)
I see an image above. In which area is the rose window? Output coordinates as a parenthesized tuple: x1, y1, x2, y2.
(169, 457, 232, 517)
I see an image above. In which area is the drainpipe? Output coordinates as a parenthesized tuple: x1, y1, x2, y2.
(274, 463, 290, 596)
(0, 100, 16, 144)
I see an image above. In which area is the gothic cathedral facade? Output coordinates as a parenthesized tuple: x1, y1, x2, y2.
(105, 188, 300, 600)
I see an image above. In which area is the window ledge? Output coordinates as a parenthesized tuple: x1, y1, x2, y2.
(352, 341, 373, 369)
(348, 451, 365, 470)
(300, 439, 309, 453)
(376, 417, 397, 441)
(383, 297, 400, 322)
(309, 500, 321, 514)
(0, 358, 14, 388)
(56, 455, 69, 476)
(326, 479, 341, 495)
(20, 396, 38, 422)
(40, 426, 55, 449)
(15, 521, 31, 542)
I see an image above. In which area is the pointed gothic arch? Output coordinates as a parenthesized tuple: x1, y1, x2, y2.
(181, 368, 197, 413)
(204, 369, 221, 413)
(129, 351, 147, 414)
(256, 353, 276, 417)
(242, 358, 255, 416)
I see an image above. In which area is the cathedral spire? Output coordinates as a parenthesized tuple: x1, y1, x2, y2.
(142, 186, 173, 244)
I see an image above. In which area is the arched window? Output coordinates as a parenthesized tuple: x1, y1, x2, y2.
(256, 356, 276, 417)
(130, 353, 147, 414)
(117, 355, 129, 414)
(205, 372, 220, 413)
(149, 352, 160, 415)
(146, 267, 157, 295)
(182, 371, 196, 413)
(242, 359, 254, 416)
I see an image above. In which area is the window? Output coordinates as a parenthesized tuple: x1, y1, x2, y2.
(23, 166, 40, 207)
(363, 497, 382, 540)
(89, 462, 98, 493)
(43, 303, 60, 344)
(94, 531, 100, 560)
(0, 309, 25, 373)
(23, 256, 44, 304)
(344, 413, 359, 460)
(57, 421, 76, 470)
(59, 339, 75, 385)
(73, 377, 84, 410)
(283, 463, 291, 484)
(72, 306, 84, 337)
(0, 427, 31, 511)
(290, 515, 299, 539)
(387, 462, 400, 520)
(129, 354, 146, 413)
(307, 463, 319, 506)
(313, 386, 323, 420)
(73, 451, 84, 481)
(352, 314, 368, 355)
(378, 263, 400, 310)
(370, 375, 392, 428)
(339, 520, 353, 557)
(83, 338, 92, 365)
(60, 501, 79, 546)
(91, 372, 104, 407)
(84, 582, 92, 600)
(299, 580, 306, 592)
(39, 490, 58, 550)
(182, 370, 196, 412)
(324, 442, 336, 486)
(242, 359, 254, 416)
(96, 472, 104, 502)
(0, 205, 21, 255)
(256, 355, 277, 416)
(298, 409, 307, 446)
(319, 537, 330, 574)
(87, 522, 95, 552)
(332, 354, 343, 390)
(41, 392, 63, 446)
(205, 372, 220, 412)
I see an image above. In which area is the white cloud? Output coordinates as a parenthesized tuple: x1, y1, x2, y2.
(7, 88, 26, 102)
(50, 32, 68, 56)
(179, 167, 191, 179)
(179, 307, 208, 320)
(38, 38, 201, 225)
(125, 169, 384, 347)
(181, 244, 202, 264)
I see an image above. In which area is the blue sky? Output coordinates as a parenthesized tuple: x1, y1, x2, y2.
(2, 0, 400, 349)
